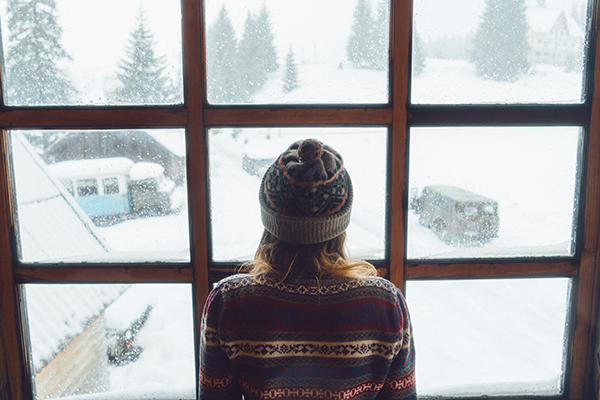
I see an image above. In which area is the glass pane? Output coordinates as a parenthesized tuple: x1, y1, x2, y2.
(209, 128, 387, 261)
(0, 0, 183, 106)
(204, 0, 389, 105)
(9, 130, 190, 263)
(412, 0, 589, 104)
(407, 127, 581, 259)
(407, 278, 570, 396)
(24, 284, 195, 399)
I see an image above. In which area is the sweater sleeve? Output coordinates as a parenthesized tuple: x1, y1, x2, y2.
(377, 289, 417, 400)
(198, 284, 242, 400)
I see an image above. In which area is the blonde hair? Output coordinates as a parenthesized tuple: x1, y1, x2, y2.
(245, 230, 377, 282)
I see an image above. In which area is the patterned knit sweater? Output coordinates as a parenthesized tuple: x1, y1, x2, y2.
(198, 274, 416, 400)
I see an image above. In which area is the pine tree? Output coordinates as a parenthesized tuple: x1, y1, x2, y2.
(373, 0, 390, 71)
(206, 5, 241, 104)
(472, 0, 530, 81)
(412, 30, 426, 76)
(113, 8, 173, 104)
(347, 0, 376, 69)
(256, 4, 279, 75)
(283, 47, 298, 93)
(5, 0, 76, 105)
(238, 12, 262, 102)
(238, 5, 279, 101)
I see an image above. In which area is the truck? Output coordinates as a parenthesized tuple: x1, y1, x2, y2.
(411, 185, 499, 244)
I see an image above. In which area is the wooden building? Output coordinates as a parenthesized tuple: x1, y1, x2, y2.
(528, 8, 584, 67)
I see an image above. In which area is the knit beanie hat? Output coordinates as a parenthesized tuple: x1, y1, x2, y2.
(259, 138, 353, 244)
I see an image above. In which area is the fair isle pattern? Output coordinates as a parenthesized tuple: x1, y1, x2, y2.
(199, 369, 234, 389)
(238, 371, 416, 400)
(219, 273, 397, 297)
(385, 371, 416, 391)
(199, 274, 416, 400)
(239, 380, 385, 400)
(217, 338, 403, 360)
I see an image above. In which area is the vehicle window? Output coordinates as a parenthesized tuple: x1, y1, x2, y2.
(77, 179, 98, 197)
(103, 178, 120, 195)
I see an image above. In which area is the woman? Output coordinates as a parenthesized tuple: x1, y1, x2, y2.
(199, 139, 416, 400)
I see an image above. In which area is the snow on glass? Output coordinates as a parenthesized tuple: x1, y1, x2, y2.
(407, 278, 570, 396)
(208, 128, 387, 261)
(2, 0, 587, 397)
(407, 127, 582, 260)
(9, 129, 190, 263)
(0, 0, 588, 105)
(24, 283, 195, 400)
(412, 0, 588, 103)
(0, 0, 184, 106)
(204, 0, 390, 104)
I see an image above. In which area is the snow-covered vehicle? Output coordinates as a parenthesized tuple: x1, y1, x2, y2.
(128, 162, 176, 216)
(411, 185, 499, 244)
(48, 158, 177, 223)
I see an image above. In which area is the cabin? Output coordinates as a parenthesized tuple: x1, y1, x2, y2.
(527, 7, 584, 67)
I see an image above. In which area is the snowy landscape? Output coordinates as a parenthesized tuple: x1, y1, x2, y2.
(3, 0, 589, 397)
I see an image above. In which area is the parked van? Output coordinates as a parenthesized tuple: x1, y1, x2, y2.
(48, 158, 176, 223)
(411, 185, 499, 244)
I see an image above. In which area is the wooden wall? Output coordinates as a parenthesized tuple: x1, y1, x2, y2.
(34, 315, 109, 399)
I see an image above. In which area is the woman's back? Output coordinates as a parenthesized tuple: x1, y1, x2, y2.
(199, 274, 415, 400)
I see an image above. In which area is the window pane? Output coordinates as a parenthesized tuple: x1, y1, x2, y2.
(9, 130, 190, 263)
(209, 128, 387, 261)
(407, 278, 570, 396)
(24, 284, 195, 400)
(412, 0, 589, 104)
(204, 0, 389, 105)
(0, 0, 183, 106)
(407, 127, 581, 259)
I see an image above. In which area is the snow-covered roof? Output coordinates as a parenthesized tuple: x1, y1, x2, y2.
(425, 185, 497, 203)
(11, 134, 109, 262)
(129, 162, 165, 180)
(48, 157, 134, 179)
(528, 7, 584, 38)
(25, 284, 128, 372)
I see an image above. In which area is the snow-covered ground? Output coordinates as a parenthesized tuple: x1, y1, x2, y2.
(103, 285, 196, 397)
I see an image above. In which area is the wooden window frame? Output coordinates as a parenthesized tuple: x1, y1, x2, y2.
(0, 0, 599, 399)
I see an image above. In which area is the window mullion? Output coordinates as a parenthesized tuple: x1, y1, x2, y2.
(406, 260, 578, 279)
(0, 108, 187, 130)
(389, 0, 411, 291)
(181, 0, 210, 318)
(567, 1, 600, 394)
(203, 107, 393, 126)
(0, 131, 30, 400)
(13, 266, 194, 283)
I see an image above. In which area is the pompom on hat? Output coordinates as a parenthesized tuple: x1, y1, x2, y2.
(259, 139, 353, 244)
